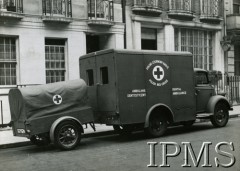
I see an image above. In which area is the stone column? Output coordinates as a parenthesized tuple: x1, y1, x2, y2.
(133, 21, 141, 50)
(115, 33, 124, 49)
(213, 30, 224, 73)
(164, 25, 175, 51)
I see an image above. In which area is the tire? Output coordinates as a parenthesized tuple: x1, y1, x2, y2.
(54, 121, 81, 150)
(30, 134, 50, 146)
(113, 125, 133, 135)
(183, 120, 195, 128)
(210, 102, 229, 127)
(144, 115, 167, 138)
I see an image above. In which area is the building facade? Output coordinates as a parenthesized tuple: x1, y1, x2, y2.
(0, 0, 124, 123)
(125, 0, 225, 72)
(225, 0, 240, 76)
(0, 0, 226, 124)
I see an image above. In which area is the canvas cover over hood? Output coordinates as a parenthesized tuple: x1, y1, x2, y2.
(9, 79, 88, 122)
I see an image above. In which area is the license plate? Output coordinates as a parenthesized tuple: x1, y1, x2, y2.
(17, 129, 26, 134)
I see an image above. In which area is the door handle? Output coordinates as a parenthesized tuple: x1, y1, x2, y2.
(195, 90, 200, 95)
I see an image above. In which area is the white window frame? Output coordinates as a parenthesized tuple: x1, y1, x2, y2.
(45, 39, 66, 84)
(0, 36, 17, 86)
(175, 28, 213, 70)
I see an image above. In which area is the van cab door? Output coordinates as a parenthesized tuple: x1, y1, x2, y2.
(195, 71, 214, 113)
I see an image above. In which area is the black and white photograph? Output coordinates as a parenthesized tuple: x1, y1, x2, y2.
(0, 0, 239, 170)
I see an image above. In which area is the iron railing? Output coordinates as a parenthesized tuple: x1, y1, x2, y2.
(168, 0, 193, 12)
(133, 0, 163, 9)
(0, 0, 23, 13)
(88, 0, 114, 21)
(209, 72, 240, 105)
(200, 0, 223, 17)
(42, 0, 72, 17)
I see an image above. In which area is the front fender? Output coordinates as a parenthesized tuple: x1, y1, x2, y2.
(206, 95, 231, 113)
(49, 116, 83, 143)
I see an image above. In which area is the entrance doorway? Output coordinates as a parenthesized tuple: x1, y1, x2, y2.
(86, 34, 111, 54)
(141, 28, 157, 50)
(234, 44, 240, 75)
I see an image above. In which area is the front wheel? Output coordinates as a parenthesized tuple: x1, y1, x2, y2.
(144, 115, 167, 138)
(54, 121, 82, 150)
(210, 103, 229, 127)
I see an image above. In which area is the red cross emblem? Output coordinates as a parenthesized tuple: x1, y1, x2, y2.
(53, 95, 62, 105)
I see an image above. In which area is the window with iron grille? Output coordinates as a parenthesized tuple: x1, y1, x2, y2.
(0, 37, 17, 85)
(42, 0, 72, 17)
(88, 0, 114, 21)
(175, 28, 213, 70)
(201, 0, 222, 17)
(133, 0, 162, 8)
(169, 0, 192, 12)
(0, 0, 23, 12)
(233, 0, 240, 14)
(45, 39, 66, 84)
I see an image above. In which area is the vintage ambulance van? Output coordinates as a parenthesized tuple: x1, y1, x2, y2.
(80, 49, 232, 137)
(8, 49, 232, 150)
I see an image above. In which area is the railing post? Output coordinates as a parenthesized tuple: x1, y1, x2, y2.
(230, 76, 233, 104)
(0, 100, 3, 126)
(111, 0, 114, 21)
(238, 76, 240, 103)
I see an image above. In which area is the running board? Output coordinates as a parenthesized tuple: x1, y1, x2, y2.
(196, 113, 213, 119)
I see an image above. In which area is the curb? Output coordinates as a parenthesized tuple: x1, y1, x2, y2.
(0, 141, 32, 149)
(0, 130, 116, 150)
(0, 114, 239, 150)
(197, 114, 240, 123)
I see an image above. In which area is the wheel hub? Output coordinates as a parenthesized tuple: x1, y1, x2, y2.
(216, 110, 225, 123)
(59, 127, 77, 145)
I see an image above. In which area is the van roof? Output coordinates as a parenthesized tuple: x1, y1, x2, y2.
(80, 49, 192, 59)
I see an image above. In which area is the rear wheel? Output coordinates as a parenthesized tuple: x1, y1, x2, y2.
(145, 115, 167, 138)
(30, 134, 50, 146)
(54, 121, 81, 150)
(210, 103, 229, 127)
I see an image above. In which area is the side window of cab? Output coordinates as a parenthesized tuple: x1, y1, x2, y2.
(195, 72, 209, 85)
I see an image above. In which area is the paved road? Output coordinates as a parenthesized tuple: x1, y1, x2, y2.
(0, 118, 239, 171)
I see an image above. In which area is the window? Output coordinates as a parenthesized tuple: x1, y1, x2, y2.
(133, 0, 162, 8)
(0, 0, 23, 12)
(141, 28, 157, 50)
(86, 69, 94, 86)
(175, 28, 213, 70)
(233, 0, 240, 14)
(195, 72, 209, 85)
(100, 67, 108, 84)
(201, 0, 221, 16)
(0, 37, 17, 85)
(169, 0, 192, 11)
(88, 0, 114, 21)
(45, 39, 65, 83)
(42, 0, 72, 17)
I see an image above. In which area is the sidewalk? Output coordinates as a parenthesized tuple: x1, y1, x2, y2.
(0, 105, 239, 149)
